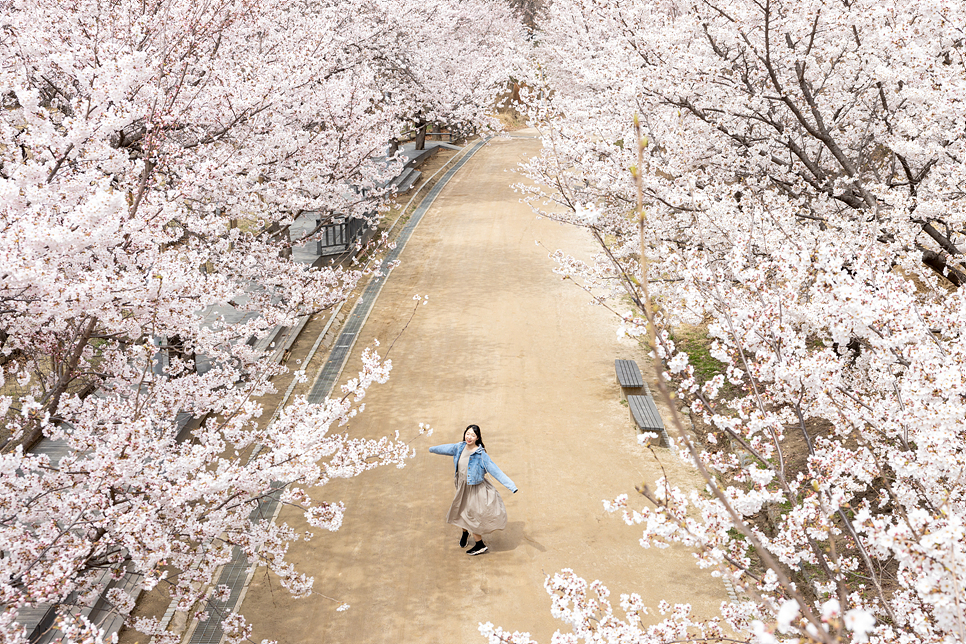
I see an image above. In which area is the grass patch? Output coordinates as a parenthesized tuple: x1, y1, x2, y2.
(673, 323, 725, 383)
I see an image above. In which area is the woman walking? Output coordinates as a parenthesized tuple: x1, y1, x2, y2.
(429, 424, 518, 555)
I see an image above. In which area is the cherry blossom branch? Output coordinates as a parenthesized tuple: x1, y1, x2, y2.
(630, 116, 831, 641)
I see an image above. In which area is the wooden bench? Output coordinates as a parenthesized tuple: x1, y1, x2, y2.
(617, 359, 671, 445)
(616, 359, 645, 400)
(615, 359, 644, 387)
(628, 394, 669, 445)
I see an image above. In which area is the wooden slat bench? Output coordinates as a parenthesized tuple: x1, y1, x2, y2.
(615, 359, 644, 387)
(616, 359, 645, 400)
(617, 359, 672, 445)
(627, 394, 669, 445)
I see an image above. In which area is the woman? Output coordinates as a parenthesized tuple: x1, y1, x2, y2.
(429, 424, 518, 555)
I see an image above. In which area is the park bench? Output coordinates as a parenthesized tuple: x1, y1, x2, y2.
(615, 358, 645, 400)
(627, 393, 671, 446)
(627, 393, 662, 432)
(616, 359, 671, 446)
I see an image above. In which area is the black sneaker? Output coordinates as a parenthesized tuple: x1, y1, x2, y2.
(459, 531, 469, 548)
(467, 541, 488, 556)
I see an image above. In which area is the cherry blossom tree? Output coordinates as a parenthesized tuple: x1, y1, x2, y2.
(507, 0, 545, 31)
(494, 0, 966, 642)
(369, 0, 524, 149)
(0, 0, 507, 640)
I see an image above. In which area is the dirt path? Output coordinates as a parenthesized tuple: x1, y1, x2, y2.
(242, 131, 728, 644)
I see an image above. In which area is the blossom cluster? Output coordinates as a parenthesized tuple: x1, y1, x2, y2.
(0, 0, 522, 641)
(504, 0, 966, 642)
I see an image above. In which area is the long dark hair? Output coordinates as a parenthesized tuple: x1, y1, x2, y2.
(464, 424, 485, 449)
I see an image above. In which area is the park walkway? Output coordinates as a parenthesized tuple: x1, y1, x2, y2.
(241, 131, 728, 644)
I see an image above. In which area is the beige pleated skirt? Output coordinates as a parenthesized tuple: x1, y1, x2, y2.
(445, 448, 508, 534)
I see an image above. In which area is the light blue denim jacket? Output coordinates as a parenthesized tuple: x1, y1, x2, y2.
(429, 442, 517, 492)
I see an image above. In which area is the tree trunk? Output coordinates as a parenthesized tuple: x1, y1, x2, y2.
(414, 121, 427, 151)
(921, 249, 965, 287)
(20, 317, 97, 452)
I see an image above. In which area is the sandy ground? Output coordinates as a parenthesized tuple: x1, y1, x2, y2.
(242, 130, 728, 644)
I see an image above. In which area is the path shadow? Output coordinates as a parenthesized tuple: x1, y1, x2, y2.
(490, 521, 545, 553)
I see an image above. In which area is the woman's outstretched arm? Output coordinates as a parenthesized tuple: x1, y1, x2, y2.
(429, 442, 460, 456)
(480, 453, 517, 492)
